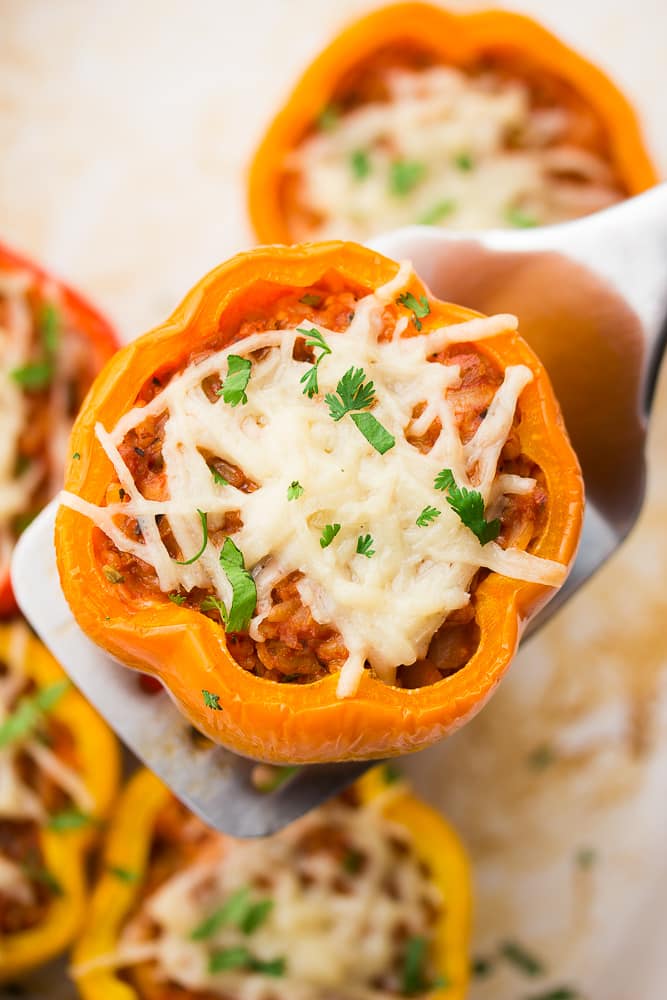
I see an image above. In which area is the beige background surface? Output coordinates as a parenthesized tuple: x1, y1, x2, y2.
(1, 2, 667, 999)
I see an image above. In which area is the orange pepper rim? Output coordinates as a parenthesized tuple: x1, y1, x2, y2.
(55, 242, 583, 763)
(248, 2, 658, 244)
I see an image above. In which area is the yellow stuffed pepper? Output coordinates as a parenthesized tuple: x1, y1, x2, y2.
(0, 622, 119, 980)
(72, 766, 471, 999)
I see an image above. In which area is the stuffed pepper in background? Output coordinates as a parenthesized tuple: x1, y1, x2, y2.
(0, 622, 119, 981)
(72, 765, 471, 1000)
(0, 240, 118, 615)
(55, 242, 583, 762)
(248, 2, 657, 242)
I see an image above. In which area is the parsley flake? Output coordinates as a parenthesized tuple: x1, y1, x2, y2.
(108, 865, 139, 884)
(10, 361, 54, 391)
(356, 533, 375, 558)
(103, 565, 125, 584)
(0, 680, 69, 749)
(22, 862, 63, 897)
(72, 451, 81, 461)
(174, 509, 208, 565)
(219, 538, 257, 632)
(434, 468, 500, 545)
(524, 989, 580, 1000)
(168, 592, 187, 605)
(200, 594, 227, 618)
(416, 505, 441, 527)
(316, 104, 339, 131)
(350, 411, 396, 454)
(401, 936, 430, 995)
(397, 292, 430, 331)
(210, 466, 228, 487)
(40, 302, 60, 355)
(202, 689, 222, 711)
(217, 355, 251, 406)
(454, 151, 474, 172)
(350, 149, 371, 179)
(191, 886, 274, 940)
(390, 159, 426, 196)
(382, 763, 402, 784)
(418, 199, 456, 225)
(287, 480, 304, 501)
(499, 940, 545, 977)
(299, 326, 332, 398)
(46, 808, 94, 833)
(506, 205, 538, 228)
(209, 947, 285, 977)
(576, 846, 597, 870)
(299, 293, 322, 307)
(325, 366, 375, 420)
(320, 523, 341, 548)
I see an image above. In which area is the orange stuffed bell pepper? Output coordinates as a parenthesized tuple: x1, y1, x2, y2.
(55, 241, 583, 763)
(0, 240, 119, 616)
(71, 765, 471, 1000)
(0, 622, 120, 981)
(248, 2, 657, 242)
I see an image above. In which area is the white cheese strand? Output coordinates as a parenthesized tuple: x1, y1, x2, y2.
(61, 266, 566, 697)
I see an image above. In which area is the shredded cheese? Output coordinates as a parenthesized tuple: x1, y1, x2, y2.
(288, 65, 624, 239)
(62, 264, 565, 697)
(74, 795, 441, 999)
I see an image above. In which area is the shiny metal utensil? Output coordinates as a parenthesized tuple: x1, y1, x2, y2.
(12, 184, 667, 836)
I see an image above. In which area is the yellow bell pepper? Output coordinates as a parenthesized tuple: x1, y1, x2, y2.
(0, 625, 120, 981)
(73, 767, 472, 1000)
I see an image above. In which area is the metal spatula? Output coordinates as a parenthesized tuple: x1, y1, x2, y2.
(12, 184, 667, 836)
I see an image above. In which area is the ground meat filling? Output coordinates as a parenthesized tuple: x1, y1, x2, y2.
(95, 284, 547, 690)
(122, 789, 442, 1000)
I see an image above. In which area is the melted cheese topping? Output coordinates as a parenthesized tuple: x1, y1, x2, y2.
(0, 271, 82, 584)
(288, 66, 624, 240)
(62, 264, 565, 697)
(76, 788, 441, 999)
(0, 622, 92, 904)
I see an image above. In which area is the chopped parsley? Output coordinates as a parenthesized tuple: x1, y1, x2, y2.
(320, 523, 341, 548)
(471, 955, 494, 977)
(287, 480, 304, 501)
(499, 940, 545, 976)
(506, 205, 538, 228)
(397, 292, 430, 331)
(209, 946, 285, 977)
(202, 689, 222, 711)
(0, 680, 69, 749)
(418, 200, 456, 225)
(168, 592, 187, 605)
(72, 451, 81, 461)
(210, 466, 228, 487)
(46, 808, 94, 833)
(401, 935, 430, 995)
(316, 104, 339, 131)
(10, 303, 61, 391)
(299, 292, 322, 307)
(40, 302, 61, 355)
(200, 594, 226, 617)
(350, 149, 371, 179)
(108, 865, 139, 883)
(299, 326, 331, 398)
(191, 886, 274, 940)
(103, 565, 125, 584)
(251, 763, 301, 793)
(528, 743, 556, 770)
(356, 533, 375, 558)
(325, 367, 395, 454)
(524, 990, 579, 1000)
(575, 846, 597, 870)
(434, 468, 500, 545)
(390, 159, 426, 196)
(219, 538, 257, 632)
(382, 762, 402, 784)
(342, 848, 364, 874)
(22, 862, 63, 897)
(173, 509, 208, 565)
(454, 151, 474, 171)
(10, 361, 54, 390)
(217, 355, 251, 406)
(416, 505, 441, 527)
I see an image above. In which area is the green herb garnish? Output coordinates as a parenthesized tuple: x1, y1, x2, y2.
(471, 955, 494, 978)
(217, 355, 251, 406)
(454, 151, 474, 172)
(168, 592, 187, 605)
(174, 509, 208, 565)
(320, 523, 341, 548)
(499, 940, 545, 977)
(10, 361, 54, 390)
(46, 808, 94, 833)
(103, 565, 125, 584)
(0, 680, 69, 749)
(210, 467, 228, 487)
(325, 368, 395, 453)
(524, 990, 579, 1000)
(382, 763, 402, 784)
(390, 159, 426, 196)
(23, 862, 63, 896)
(356, 533, 375, 558)
(11, 303, 61, 390)
(191, 886, 274, 940)
(434, 468, 500, 545)
(201, 594, 226, 618)
(316, 104, 339, 131)
(299, 293, 322, 307)
(350, 149, 371, 179)
(202, 689, 222, 711)
(416, 505, 441, 527)
(343, 848, 364, 874)
(575, 847, 596, 870)
(528, 744, 555, 770)
(418, 200, 456, 225)
(219, 538, 257, 632)
(72, 452, 81, 461)
(506, 205, 538, 228)
(40, 302, 60, 355)
(208, 946, 285, 977)
(397, 292, 430, 331)
(350, 411, 395, 454)
(299, 326, 332, 398)
(108, 866, 139, 883)
(401, 936, 430, 995)
(287, 480, 304, 501)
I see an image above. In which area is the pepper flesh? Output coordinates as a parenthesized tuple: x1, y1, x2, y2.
(0, 626, 120, 981)
(55, 241, 583, 763)
(72, 766, 471, 1000)
(248, 2, 657, 243)
(0, 240, 119, 616)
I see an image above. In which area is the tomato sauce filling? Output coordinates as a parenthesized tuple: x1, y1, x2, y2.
(94, 282, 547, 690)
